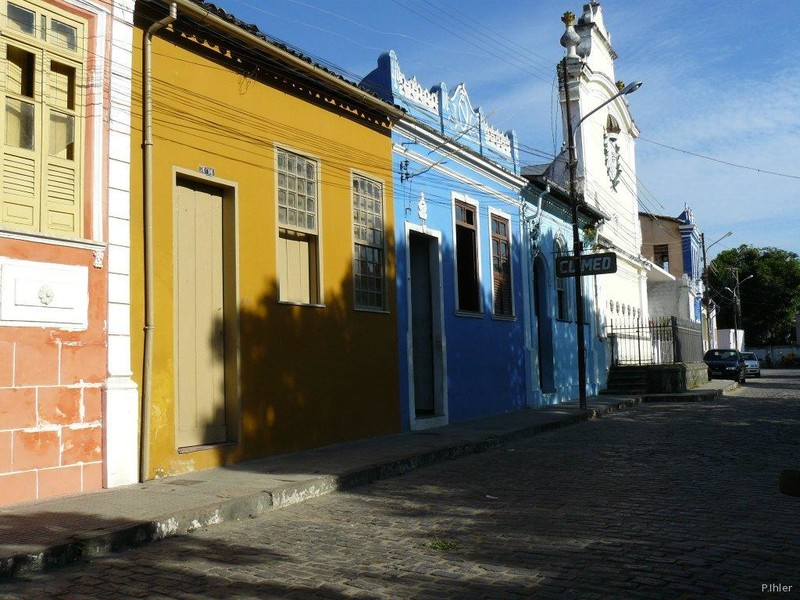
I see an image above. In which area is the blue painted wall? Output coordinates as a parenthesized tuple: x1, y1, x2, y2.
(364, 51, 527, 429)
(678, 207, 704, 322)
(363, 51, 600, 430)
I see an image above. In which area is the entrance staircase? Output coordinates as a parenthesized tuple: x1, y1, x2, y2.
(603, 366, 649, 395)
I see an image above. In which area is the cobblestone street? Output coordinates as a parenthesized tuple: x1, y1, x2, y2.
(3, 371, 799, 600)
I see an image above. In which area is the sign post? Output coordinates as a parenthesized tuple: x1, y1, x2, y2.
(556, 251, 618, 278)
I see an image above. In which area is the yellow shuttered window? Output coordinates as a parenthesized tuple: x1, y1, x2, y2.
(276, 148, 321, 304)
(1, 0, 85, 237)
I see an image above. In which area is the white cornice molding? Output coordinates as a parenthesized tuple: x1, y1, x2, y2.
(395, 119, 524, 191)
(596, 234, 648, 271)
(394, 143, 521, 209)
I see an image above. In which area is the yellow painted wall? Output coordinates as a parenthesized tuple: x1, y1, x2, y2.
(130, 14, 399, 478)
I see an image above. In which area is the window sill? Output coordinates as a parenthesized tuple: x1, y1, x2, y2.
(278, 300, 326, 309)
(492, 314, 516, 322)
(354, 307, 391, 315)
(455, 309, 484, 319)
(0, 229, 105, 253)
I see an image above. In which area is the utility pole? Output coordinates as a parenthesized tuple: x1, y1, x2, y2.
(732, 268, 740, 350)
(562, 56, 587, 411)
(558, 12, 641, 411)
(701, 233, 711, 350)
(725, 268, 752, 351)
(701, 231, 732, 351)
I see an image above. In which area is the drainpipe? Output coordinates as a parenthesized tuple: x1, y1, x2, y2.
(532, 184, 548, 220)
(141, 2, 177, 483)
(525, 184, 549, 255)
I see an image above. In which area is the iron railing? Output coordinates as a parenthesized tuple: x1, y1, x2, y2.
(607, 316, 703, 366)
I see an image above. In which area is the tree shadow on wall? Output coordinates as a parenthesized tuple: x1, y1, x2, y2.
(203, 266, 401, 470)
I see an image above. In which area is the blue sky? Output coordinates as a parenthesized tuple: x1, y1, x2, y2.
(205, 0, 799, 259)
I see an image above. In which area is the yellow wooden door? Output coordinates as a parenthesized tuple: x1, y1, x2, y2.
(175, 180, 226, 447)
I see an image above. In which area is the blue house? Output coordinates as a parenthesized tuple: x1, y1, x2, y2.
(362, 51, 603, 430)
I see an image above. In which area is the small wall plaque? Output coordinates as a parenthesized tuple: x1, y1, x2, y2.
(0, 259, 89, 329)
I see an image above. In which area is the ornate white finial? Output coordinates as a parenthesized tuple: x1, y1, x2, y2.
(560, 12, 580, 58)
(417, 192, 428, 221)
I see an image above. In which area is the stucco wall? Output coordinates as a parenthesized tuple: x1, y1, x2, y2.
(0, 242, 106, 506)
(129, 14, 399, 478)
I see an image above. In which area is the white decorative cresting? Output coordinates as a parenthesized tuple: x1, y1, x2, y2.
(484, 122, 511, 155)
(393, 56, 438, 112)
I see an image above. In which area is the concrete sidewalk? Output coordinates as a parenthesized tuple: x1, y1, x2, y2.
(0, 380, 736, 579)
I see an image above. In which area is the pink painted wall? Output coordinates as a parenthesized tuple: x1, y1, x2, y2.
(0, 240, 107, 507)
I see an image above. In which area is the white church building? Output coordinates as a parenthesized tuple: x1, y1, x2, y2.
(526, 2, 652, 375)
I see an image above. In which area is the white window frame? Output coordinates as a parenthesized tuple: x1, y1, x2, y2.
(274, 145, 323, 306)
(554, 237, 571, 322)
(488, 206, 514, 319)
(351, 170, 387, 312)
(451, 192, 483, 315)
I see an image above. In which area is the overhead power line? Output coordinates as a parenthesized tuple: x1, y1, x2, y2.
(639, 137, 800, 180)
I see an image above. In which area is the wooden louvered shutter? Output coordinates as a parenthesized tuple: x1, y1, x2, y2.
(41, 55, 80, 236)
(491, 215, 513, 317)
(0, 4, 84, 239)
(1, 40, 41, 231)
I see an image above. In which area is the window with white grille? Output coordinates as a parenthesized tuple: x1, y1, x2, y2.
(276, 148, 320, 304)
(352, 174, 385, 310)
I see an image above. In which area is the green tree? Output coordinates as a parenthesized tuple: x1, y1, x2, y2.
(708, 245, 800, 345)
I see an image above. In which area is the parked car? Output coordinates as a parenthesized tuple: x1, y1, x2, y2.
(741, 352, 761, 377)
(703, 349, 746, 383)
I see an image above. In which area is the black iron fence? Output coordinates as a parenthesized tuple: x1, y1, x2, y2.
(607, 316, 704, 366)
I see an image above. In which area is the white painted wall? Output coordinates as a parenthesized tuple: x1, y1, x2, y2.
(717, 329, 745, 351)
(563, 3, 649, 361)
(102, 0, 139, 487)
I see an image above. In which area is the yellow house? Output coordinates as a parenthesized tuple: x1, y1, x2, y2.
(129, 0, 402, 479)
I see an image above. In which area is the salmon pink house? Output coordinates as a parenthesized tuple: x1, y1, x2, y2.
(0, 0, 137, 506)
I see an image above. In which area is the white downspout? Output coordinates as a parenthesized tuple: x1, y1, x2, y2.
(522, 184, 550, 407)
(141, 2, 177, 483)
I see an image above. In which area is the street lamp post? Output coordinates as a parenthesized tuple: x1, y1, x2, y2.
(725, 272, 753, 350)
(701, 231, 732, 349)
(560, 55, 641, 411)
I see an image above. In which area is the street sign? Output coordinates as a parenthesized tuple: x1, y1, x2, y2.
(556, 252, 617, 277)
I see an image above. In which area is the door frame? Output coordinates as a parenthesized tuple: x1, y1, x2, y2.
(405, 223, 447, 431)
(172, 167, 241, 451)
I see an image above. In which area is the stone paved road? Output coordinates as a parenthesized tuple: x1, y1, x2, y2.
(2, 371, 799, 600)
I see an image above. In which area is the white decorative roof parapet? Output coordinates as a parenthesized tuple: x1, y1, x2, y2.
(397, 74, 438, 113)
(389, 50, 438, 113)
(360, 50, 518, 172)
(483, 121, 512, 155)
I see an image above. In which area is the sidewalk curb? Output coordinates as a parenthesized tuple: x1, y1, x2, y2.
(0, 395, 641, 579)
(643, 382, 737, 403)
